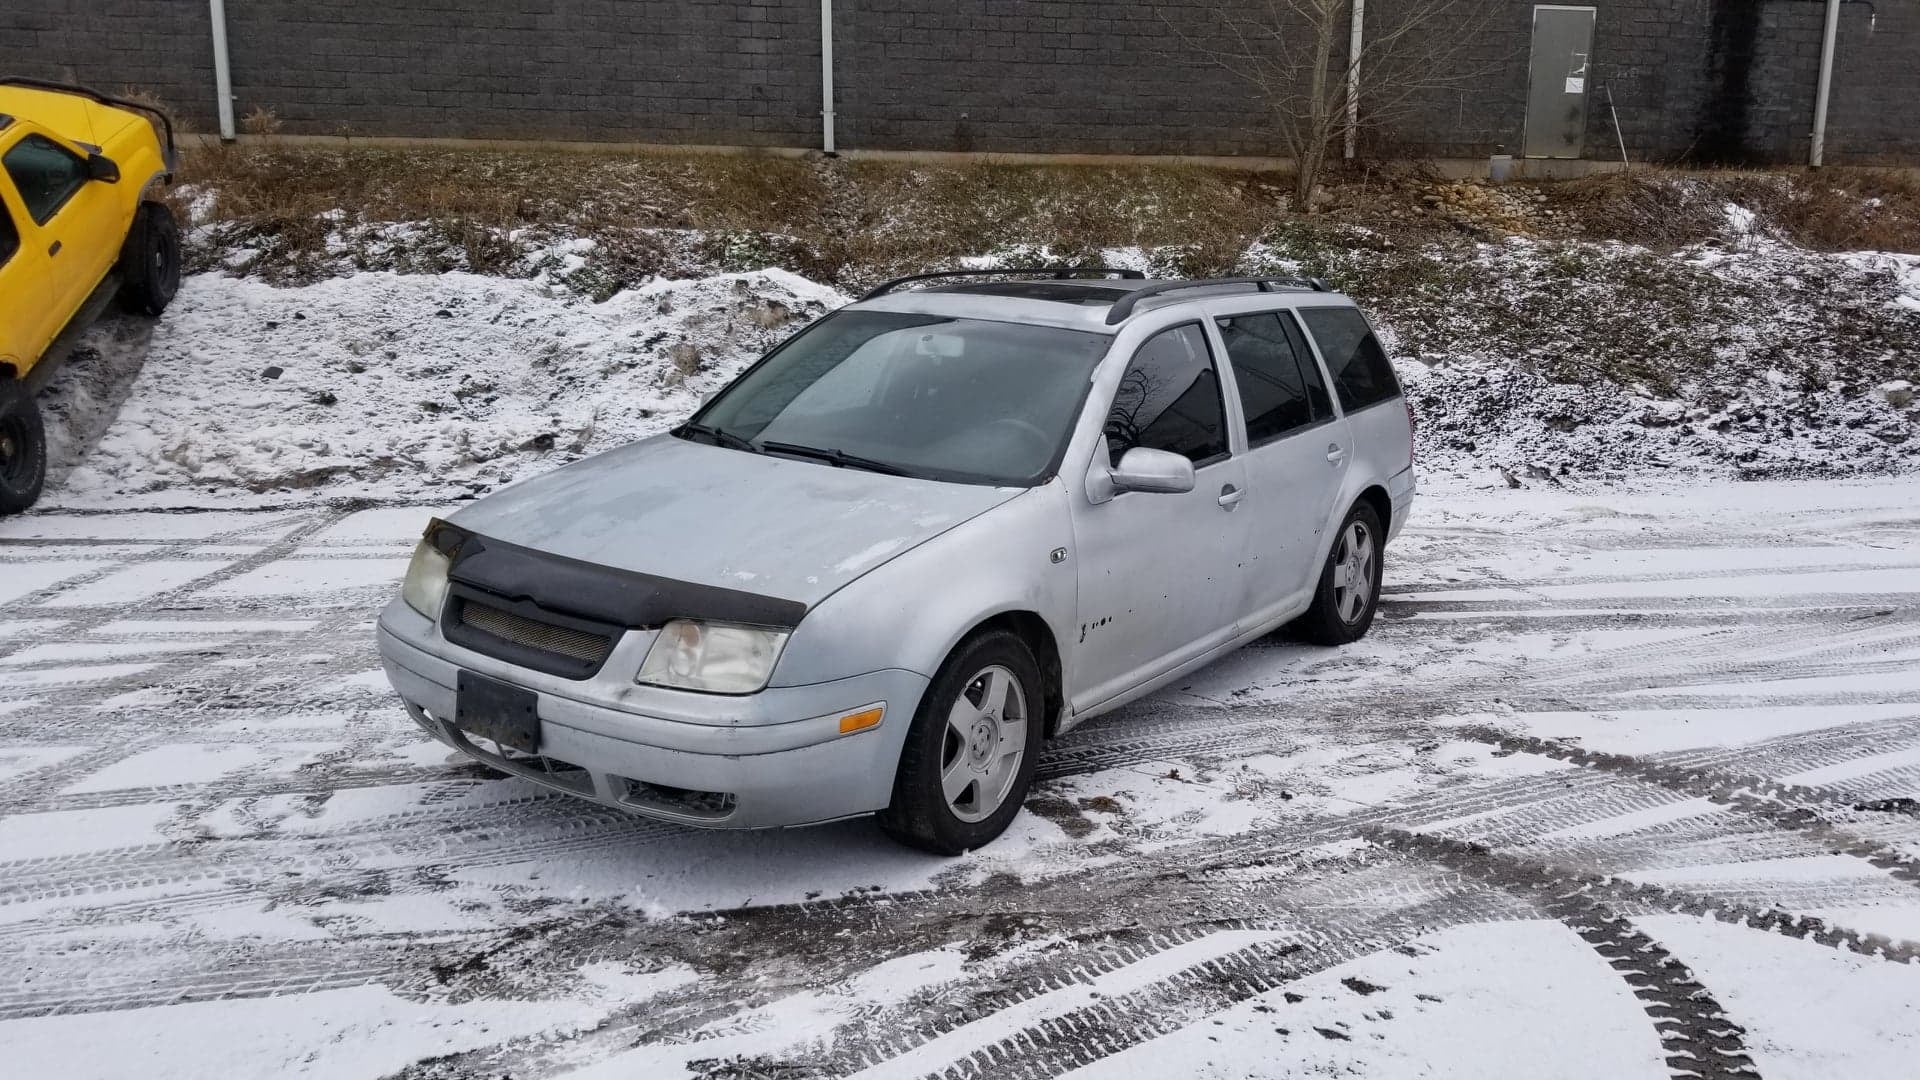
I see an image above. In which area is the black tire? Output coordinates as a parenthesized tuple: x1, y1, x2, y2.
(1299, 501, 1385, 646)
(0, 392, 48, 516)
(877, 629, 1046, 855)
(117, 201, 182, 317)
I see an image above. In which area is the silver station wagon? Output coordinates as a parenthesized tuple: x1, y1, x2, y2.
(377, 270, 1415, 853)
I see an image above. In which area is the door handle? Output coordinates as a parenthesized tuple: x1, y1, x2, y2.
(1217, 484, 1244, 510)
(47, 240, 61, 256)
(1326, 443, 1348, 466)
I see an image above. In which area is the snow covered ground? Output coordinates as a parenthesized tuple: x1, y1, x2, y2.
(3, 478, 1918, 1078)
(1, 231, 1915, 1077)
(40, 268, 842, 504)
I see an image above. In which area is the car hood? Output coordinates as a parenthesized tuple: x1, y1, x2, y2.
(447, 434, 1024, 610)
(2, 86, 145, 149)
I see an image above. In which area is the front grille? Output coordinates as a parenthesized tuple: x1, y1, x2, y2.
(461, 600, 609, 663)
(442, 585, 618, 679)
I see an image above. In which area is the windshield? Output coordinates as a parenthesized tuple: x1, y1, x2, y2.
(688, 310, 1112, 485)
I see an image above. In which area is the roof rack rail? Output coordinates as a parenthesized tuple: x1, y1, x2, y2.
(0, 77, 177, 174)
(1104, 276, 1331, 325)
(861, 267, 1146, 301)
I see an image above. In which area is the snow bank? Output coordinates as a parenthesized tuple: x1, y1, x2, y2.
(37, 226, 1920, 505)
(52, 269, 843, 503)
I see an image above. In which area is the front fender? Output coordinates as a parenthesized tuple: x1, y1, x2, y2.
(770, 482, 1077, 689)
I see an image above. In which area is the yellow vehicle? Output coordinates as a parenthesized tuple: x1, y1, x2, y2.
(0, 77, 179, 514)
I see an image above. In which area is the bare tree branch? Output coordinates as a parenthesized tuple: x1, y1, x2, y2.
(1161, 0, 1509, 210)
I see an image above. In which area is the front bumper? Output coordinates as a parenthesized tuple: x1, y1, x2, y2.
(375, 600, 926, 829)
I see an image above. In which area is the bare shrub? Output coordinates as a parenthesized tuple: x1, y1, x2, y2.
(1163, 0, 1506, 210)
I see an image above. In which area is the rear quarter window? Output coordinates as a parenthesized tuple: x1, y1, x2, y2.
(1299, 306, 1400, 413)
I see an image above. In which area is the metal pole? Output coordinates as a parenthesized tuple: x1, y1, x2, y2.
(1810, 0, 1842, 167)
(1606, 83, 1629, 171)
(208, 0, 236, 140)
(820, 0, 837, 155)
(1344, 0, 1364, 159)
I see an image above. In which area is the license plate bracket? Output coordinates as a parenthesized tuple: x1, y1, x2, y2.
(455, 670, 541, 755)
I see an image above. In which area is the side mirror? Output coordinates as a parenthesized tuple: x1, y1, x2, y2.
(1111, 447, 1197, 494)
(86, 153, 120, 183)
(1104, 446, 1196, 498)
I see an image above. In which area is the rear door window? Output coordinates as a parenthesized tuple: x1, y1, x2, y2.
(1299, 306, 1400, 412)
(3, 135, 88, 224)
(1106, 323, 1230, 466)
(1215, 312, 1332, 445)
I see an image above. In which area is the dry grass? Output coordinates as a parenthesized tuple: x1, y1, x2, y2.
(1549, 168, 1920, 253)
(1552, 171, 1731, 247)
(174, 146, 1291, 286)
(1719, 169, 1920, 252)
(171, 144, 1917, 291)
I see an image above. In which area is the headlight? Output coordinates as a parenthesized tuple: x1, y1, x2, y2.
(401, 538, 451, 619)
(637, 619, 789, 694)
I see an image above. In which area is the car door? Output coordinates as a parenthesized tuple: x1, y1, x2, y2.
(2, 129, 112, 327)
(1070, 322, 1251, 714)
(1211, 308, 1352, 628)
(0, 166, 57, 373)
(1296, 304, 1412, 503)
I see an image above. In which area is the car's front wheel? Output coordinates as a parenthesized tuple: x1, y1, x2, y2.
(877, 629, 1044, 855)
(0, 391, 48, 517)
(1299, 501, 1384, 646)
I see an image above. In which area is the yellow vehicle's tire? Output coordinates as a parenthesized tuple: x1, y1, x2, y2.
(117, 202, 182, 317)
(0, 392, 47, 516)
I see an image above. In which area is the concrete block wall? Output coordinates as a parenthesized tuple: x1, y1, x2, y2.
(4, 0, 822, 146)
(2, 0, 1915, 165)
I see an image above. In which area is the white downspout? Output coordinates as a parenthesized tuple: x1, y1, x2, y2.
(209, 0, 236, 141)
(820, 0, 837, 155)
(1344, 0, 1364, 160)
(1810, 0, 1842, 167)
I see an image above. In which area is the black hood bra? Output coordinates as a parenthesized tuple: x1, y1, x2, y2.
(429, 520, 808, 631)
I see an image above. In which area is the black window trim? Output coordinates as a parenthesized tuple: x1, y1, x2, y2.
(1111, 318, 1234, 472)
(1216, 308, 1341, 452)
(3, 133, 89, 226)
(0, 196, 19, 271)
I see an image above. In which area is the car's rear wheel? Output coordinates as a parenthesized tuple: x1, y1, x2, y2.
(0, 391, 48, 517)
(877, 629, 1044, 855)
(117, 202, 182, 317)
(1299, 501, 1384, 646)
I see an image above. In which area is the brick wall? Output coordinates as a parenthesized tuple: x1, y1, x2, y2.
(2, 0, 1915, 164)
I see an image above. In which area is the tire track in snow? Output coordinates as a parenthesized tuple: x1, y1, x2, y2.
(1449, 727, 1920, 888)
(1375, 828, 1761, 1080)
(1367, 828, 1920, 966)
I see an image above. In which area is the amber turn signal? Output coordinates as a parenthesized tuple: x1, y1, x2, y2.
(837, 706, 885, 735)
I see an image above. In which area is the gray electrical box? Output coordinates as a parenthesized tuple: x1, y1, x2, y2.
(1525, 5, 1596, 159)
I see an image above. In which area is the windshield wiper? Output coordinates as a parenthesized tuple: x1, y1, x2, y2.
(758, 441, 912, 477)
(675, 422, 760, 454)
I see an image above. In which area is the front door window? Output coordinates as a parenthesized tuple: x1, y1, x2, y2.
(1105, 323, 1230, 466)
(3, 135, 88, 225)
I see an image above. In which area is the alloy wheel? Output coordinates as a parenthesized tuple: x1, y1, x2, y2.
(1330, 520, 1376, 624)
(940, 664, 1029, 823)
